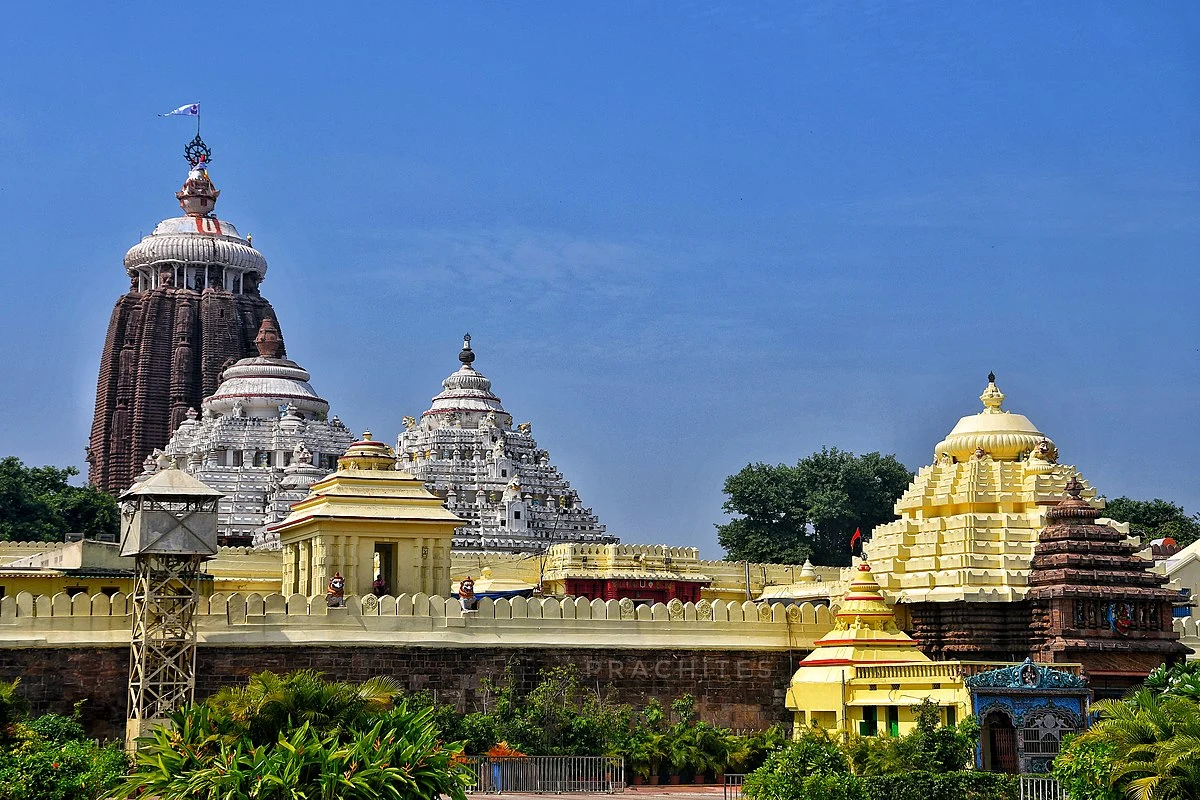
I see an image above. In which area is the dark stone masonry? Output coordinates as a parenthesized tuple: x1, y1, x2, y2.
(0, 645, 799, 740)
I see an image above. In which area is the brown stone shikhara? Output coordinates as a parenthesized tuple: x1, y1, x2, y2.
(89, 289, 283, 494)
(1026, 477, 1187, 690)
(0, 646, 795, 740)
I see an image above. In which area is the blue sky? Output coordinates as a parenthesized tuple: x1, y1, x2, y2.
(1, 3, 1197, 557)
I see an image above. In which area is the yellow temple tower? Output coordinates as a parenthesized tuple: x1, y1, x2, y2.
(786, 563, 970, 737)
(866, 374, 1105, 660)
(270, 433, 462, 598)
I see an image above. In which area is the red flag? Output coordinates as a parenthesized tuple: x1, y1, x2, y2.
(849, 528, 862, 552)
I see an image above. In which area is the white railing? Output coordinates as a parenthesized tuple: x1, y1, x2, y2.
(1020, 775, 1064, 800)
(461, 756, 624, 794)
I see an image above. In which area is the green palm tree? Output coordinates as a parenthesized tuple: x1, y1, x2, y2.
(1080, 689, 1200, 800)
(207, 669, 401, 745)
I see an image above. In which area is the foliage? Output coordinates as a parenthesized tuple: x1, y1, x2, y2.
(465, 664, 632, 756)
(205, 668, 401, 745)
(1063, 688, 1200, 800)
(0, 679, 28, 739)
(845, 701, 978, 776)
(743, 728, 849, 800)
(857, 771, 1016, 800)
(116, 672, 471, 800)
(745, 706, 997, 800)
(0, 457, 118, 542)
(1103, 496, 1200, 548)
(0, 683, 126, 800)
(726, 725, 788, 773)
(1144, 661, 1200, 702)
(1051, 735, 1122, 800)
(717, 448, 912, 566)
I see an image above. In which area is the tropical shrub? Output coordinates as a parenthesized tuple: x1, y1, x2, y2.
(1051, 735, 1121, 800)
(1058, 688, 1200, 800)
(846, 700, 978, 776)
(114, 671, 472, 800)
(1144, 660, 1200, 702)
(742, 728, 849, 800)
(0, 691, 126, 800)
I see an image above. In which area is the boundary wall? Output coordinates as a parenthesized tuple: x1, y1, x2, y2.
(0, 591, 835, 651)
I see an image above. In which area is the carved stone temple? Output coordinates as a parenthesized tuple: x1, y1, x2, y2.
(89, 137, 285, 494)
(1027, 477, 1186, 692)
(396, 336, 616, 553)
(865, 374, 1184, 691)
(149, 318, 355, 547)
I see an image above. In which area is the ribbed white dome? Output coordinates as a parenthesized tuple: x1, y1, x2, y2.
(124, 216, 267, 277)
(205, 357, 328, 419)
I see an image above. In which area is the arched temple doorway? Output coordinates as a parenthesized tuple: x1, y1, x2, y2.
(981, 709, 1018, 774)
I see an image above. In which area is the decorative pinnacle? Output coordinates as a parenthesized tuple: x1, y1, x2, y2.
(1064, 475, 1083, 500)
(980, 372, 1005, 412)
(362, 431, 373, 441)
(254, 318, 283, 358)
(459, 333, 476, 366)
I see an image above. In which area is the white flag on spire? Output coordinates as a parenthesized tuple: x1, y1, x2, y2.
(160, 103, 200, 117)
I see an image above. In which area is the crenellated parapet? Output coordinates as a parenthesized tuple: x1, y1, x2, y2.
(0, 590, 835, 652)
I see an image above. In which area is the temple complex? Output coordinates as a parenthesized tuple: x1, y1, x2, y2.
(89, 136, 285, 494)
(865, 375, 1104, 661)
(152, 318, 355, 546)
(396, 336, 615, 553)
(270, 433, 462, 598)
(1027, 477, 1186, 693)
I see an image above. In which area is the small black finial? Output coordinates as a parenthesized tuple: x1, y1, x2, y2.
(988, 371, 996, 384)
(459, 333, 475, 366)
(184, 134, 212, 168)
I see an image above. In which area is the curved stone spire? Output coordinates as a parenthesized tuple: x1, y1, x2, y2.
(90, 139, 285, 493)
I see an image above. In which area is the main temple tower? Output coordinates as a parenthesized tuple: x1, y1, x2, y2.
(88, 137, 285, 494)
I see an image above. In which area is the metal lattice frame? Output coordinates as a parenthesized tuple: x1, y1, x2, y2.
(128, 553, 203, 726)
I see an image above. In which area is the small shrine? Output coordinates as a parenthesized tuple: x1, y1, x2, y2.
(539, 543, 711, 603)
(966, 660, 1089, 774)
(269, 433, 462, 598)
(785, 563, 969, 737)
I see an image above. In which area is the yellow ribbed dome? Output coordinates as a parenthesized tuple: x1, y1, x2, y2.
(933, 374, 1051, 462)
(337, 431, 397, 471)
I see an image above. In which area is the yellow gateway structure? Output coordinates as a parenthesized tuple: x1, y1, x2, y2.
(270, 433, 462, 598)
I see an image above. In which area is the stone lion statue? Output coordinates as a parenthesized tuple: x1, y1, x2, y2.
(401, 415, 417, 431)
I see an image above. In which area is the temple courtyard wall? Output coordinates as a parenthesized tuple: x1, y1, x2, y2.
(0, 592, 831, 740)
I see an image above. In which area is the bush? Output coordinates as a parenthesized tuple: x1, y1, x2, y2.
(1050, 735, 1121, 800)
(860, 771, 1016, 800)
(115, 672, 472, 800)
(743, 729, 849, 800)
(0, 704, 127, 800)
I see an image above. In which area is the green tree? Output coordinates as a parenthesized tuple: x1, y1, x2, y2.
(717, 448, 912, 566)
(0, 458, 118, 542)
(1103, 497, 1200, 548)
